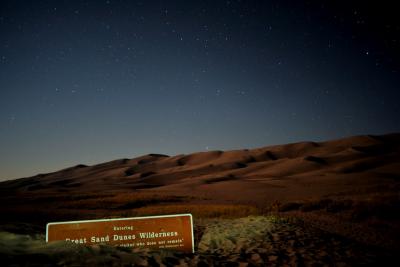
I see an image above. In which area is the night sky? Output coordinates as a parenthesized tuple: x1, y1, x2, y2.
(1, 0, 399, 180)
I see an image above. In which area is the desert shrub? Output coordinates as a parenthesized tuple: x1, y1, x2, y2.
(131, 204, 260, 218)
(326, 199, 353, 213)
(380, 203, 400, 220)
(120, 195, 185, 209)
(265, 215, 290, 224)
(299, 199, 333, 212)
(278, 202, 302, 212)
(351, 202, 375, 220)
(58, 193, 186, 210)
(289, 198, 353, 213)
(268, 200, 282, 212)
(351, 200, 400, 221)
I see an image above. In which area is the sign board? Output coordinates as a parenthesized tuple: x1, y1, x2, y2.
(46, 214, 194, 253)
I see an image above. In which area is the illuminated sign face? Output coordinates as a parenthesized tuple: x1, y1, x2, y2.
(46, 214, 194, 253)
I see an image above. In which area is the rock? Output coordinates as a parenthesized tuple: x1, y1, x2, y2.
(91, 244, 101, 253)
(224, 262, 239, 267)
(272, 234, 280, 241)
(197, 260, 209, 267)
(133, 257, 148, 266)
(318, 251, 328, 257)
(256, 248, 268, 254)
(177, 259, 189, 267)
(251, 253, 261, 262)
(164, 256, 180, 265)
(268, 255, 278, 262)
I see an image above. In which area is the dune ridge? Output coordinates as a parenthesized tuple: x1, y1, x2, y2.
(1, 133, 398, 202)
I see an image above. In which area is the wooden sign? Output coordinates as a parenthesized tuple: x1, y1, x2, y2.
(46, 214, 194, 253)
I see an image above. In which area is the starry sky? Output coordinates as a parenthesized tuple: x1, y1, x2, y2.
(1, 0, 399, 181)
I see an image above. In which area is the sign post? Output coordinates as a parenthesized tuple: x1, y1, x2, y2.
(46, 214, 194, 253)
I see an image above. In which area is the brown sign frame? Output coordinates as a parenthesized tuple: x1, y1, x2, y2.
(46, 213, 194, 253)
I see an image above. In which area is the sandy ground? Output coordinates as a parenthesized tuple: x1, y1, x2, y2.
(1, 216, 394, 266)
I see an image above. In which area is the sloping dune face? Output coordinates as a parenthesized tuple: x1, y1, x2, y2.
(0, 134, 400, 194)
(0, 133, 399, 226)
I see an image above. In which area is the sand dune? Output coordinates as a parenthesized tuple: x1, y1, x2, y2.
(1, 133, 398, 202)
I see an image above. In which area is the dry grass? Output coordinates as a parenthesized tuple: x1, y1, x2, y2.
(128, 204, 260, 218)
(269, 194, 400, 222)
(53, 193, 261, 219)
(57, 193, 187, 210)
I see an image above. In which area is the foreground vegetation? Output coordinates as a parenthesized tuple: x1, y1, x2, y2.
(1, 215, 394, 266)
